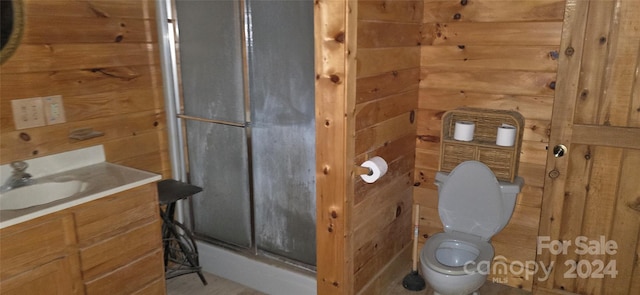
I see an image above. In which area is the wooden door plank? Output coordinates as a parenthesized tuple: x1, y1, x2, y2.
(597, 0, 640, 127)
(549, 144, 591, 291)
(603, 149, 640, 294)
(572, 0, 617, 125)
(575, 146, 623, 294)
(571, 124, 640, 149)
(630, 232, 640, 293)
(536, 0, 591, 290)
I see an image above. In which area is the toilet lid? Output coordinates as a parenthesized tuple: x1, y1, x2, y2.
(439, 161, 503, 240)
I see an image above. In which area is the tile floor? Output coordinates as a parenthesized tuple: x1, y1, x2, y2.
(166, 270, 532, 295)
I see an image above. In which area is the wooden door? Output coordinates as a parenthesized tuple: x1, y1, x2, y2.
(535, 0, 640, 294)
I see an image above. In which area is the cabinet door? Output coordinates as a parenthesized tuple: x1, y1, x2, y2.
(0, 257, 78, 295)
(0, 214, 82, 295)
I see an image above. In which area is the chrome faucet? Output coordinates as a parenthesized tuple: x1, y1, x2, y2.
(1, 161, 36, 193)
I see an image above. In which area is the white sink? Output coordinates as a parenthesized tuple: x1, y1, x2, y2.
(0, 181, 88, 210)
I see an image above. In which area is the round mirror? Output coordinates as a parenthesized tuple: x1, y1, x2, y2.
(1, 0, 24, 65)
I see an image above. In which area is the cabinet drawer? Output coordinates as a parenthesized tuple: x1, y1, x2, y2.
(440, 142, 476, 172)
(0, 215, 73, 280)
(75, 184, 158, 246)
(131, 278, 166, 295)
(84, 249, 164, 295)
(79, 220, 162, 281)
(477, 147, 514, 181)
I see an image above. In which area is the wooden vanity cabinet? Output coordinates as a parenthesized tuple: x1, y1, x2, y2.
(0, 183, 166, 295)
(74, 183, 166, 294)
(0, 214, 83, 295)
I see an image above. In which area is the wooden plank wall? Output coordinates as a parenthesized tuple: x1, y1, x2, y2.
(0, 0, 170, 178)
(353, 0, 422, 293)
(414, 0, 565, 291)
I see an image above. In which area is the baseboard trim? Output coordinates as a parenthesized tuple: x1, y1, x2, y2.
(196, 241, 317, 295)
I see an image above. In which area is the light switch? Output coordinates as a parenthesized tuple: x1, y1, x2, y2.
(11, 97, 46, 130)
(42, 95, 66, 125)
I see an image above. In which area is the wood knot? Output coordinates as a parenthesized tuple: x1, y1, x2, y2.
(334, 32, 345, 43)
(599, 36, 607, 44)
(331, 211, 338, 219)
(330, 74, 341, 83)
(628, 197, 640, 212)
(19, 132, 31, 142)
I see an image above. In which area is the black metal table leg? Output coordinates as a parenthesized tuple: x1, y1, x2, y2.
(157, 179, 207, 285)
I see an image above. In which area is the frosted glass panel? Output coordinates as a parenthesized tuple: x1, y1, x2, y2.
(248, 0, 316, 266)
(176, 0, 245, 123)
(186, 121, 251, 248)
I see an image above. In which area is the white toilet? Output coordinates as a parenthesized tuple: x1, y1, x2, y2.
(419, 161, 523, 295)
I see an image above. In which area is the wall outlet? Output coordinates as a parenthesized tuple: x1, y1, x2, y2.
(42, 95, 66, 125)
(11, 97, 46, 130)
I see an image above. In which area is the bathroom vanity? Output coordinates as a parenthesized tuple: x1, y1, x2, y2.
(0, 146, 165, 294)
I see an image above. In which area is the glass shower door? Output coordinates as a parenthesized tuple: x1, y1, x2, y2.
(176, 0, 252, 249)
(175, 0, 316, 267)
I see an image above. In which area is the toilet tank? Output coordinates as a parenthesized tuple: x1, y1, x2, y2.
(435, 171, 524, 227)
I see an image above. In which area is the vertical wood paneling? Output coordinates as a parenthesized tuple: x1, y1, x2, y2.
(0, 0, 169, 177)
(416, 0, 564, 291)
(315, 0, 356, 293)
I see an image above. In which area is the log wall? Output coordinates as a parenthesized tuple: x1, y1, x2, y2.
(0, 0, 169, 178)
(353, 0, 422, 293)
(415, 0, 565, 291)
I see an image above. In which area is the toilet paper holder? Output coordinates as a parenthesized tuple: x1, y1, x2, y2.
(354, 165, 373, 176)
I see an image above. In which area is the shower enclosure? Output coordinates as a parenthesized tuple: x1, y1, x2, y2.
(158, 0, 316, 272)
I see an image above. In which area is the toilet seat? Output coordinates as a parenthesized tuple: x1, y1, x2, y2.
(421, 232, 494, 275)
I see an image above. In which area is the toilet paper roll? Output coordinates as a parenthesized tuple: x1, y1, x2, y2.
(453, 121, 475, 141)
(496, 124, 516, 146)
(359, 156, 388, 184)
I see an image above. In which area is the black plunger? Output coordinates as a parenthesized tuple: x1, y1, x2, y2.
(402, 204, 426, 291)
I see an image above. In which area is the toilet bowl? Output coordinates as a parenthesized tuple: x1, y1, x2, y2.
(419, 161, 523, 295)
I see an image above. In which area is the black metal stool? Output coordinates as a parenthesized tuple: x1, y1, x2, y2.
(157, 179, 207, 285)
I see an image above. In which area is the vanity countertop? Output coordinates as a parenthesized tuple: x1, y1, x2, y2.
(0, 146, 161, 229)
